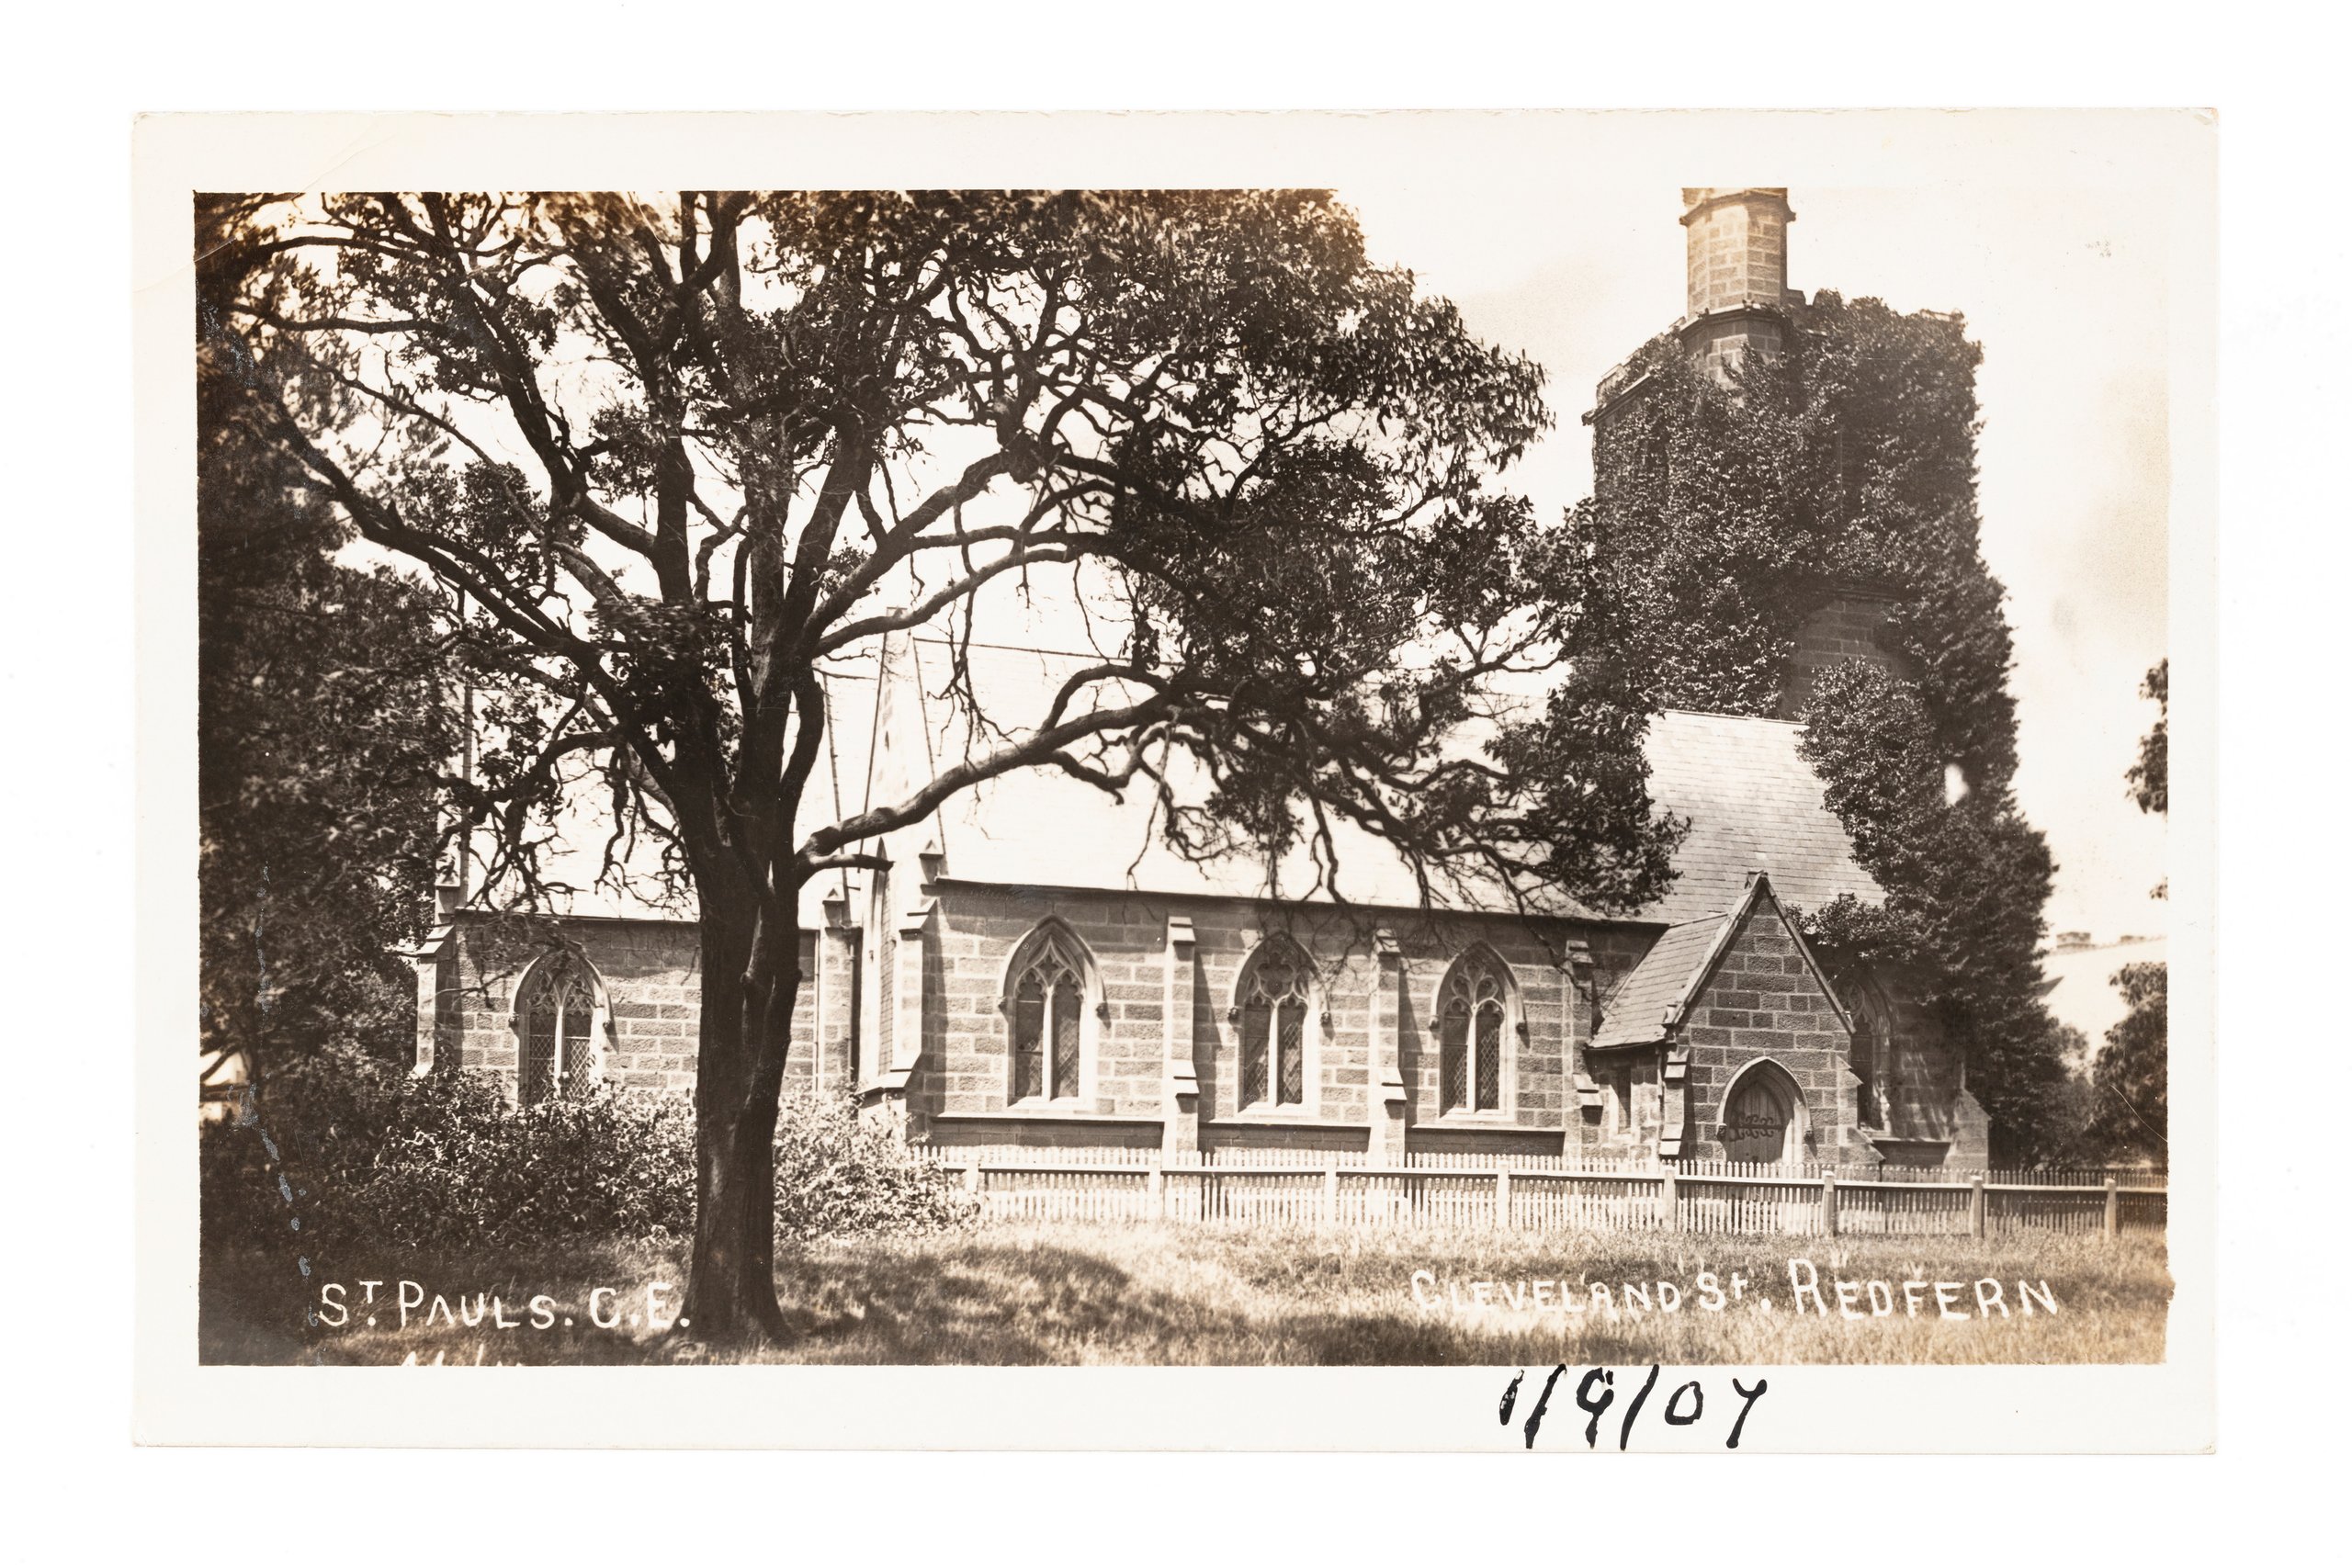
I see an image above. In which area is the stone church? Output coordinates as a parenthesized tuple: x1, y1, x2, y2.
(404, 187, 1992, 1172)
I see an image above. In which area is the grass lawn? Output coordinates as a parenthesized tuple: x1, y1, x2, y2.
(203, 1222, 2172, 1367)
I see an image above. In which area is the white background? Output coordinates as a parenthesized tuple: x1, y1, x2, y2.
(8, 3, 2336, 1559)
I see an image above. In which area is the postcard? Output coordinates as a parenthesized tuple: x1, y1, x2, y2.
(134, 107, 2214, 1450)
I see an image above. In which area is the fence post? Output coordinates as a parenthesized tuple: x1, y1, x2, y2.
(1148, 1162, 1164, 1222)
(1969, 1173, 1986, 1239)
(2103, 1177, 2120, 1238)
(1822, 1171, 1839, 1236)
(1495, 1168, 1512, 1229)
(1323, 1161, 1340, 1227)
(1660, 1164, 1679, 1231)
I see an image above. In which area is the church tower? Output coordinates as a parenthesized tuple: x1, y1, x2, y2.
(1585, 188, 1916, 719)
(1677, 186, 1804, 377)
(1588, 186, 1809, 434)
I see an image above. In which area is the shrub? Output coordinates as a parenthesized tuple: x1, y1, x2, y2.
(773, 1094, 978, 1242)
(201, 1047, 974, 1253)
(351, 1078, 699, 1248)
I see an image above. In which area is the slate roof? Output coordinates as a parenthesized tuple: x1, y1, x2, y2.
(474, 643, 1883, 933)
(1589, 916, 1730, 1048)
(908, 639, 1458, 908)
(899, 642, 1883, 927)
(1639, 710, 1883, 924)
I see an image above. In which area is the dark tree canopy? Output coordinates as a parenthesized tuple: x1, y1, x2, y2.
(1577, 293, 2019, 785)
(1575, 294, 2069, 1158)
(214, 190, 1678, 915)
(2128, 658, 2168, 816)
(207, 189, 1680, 1338)
(197, 194, 457, 1085)
(1795, 663, 2064, 1152)
(2083, 961, 2167, 1163)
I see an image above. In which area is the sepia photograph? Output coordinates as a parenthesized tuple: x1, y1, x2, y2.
(136, 108, 2214, 1449)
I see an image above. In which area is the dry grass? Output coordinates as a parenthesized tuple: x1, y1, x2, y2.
(203, 1221, 2171, 1366)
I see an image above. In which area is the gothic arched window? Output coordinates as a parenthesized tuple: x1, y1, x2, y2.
(1236, 937, 1315, 1111)
(1005, 922, 1092, 1104)
(1437, 947, 1512, 1116)
(516, 951, 600, 1107)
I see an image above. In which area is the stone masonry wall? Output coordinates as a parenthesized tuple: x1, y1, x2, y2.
(421, 897, 1984, 1168)
(1379, 912, 1576, 1149)
(918, 885, 1168, 1130)
(1682, 188, 1792, 316)
(439, 918, 827, 1100)
(1570, 927, 1663, 1155)
(1683, 314, 1786, 387)
(913, 886, 1596, 1155)
(1677, 904, 1871, 1165)
(1877, 982, 1991, 1168)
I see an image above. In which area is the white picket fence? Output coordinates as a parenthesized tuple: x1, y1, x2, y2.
(920, 1149, 2166, 1239)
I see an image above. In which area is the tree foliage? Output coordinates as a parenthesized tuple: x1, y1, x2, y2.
(207, 190, 1681, 1338)
(2095, 659, 2167, 1162)
(2082, 962, 2167, 1163)
(2128, 658, 2167, 816)
(1795, 664, 2064, 1151)
(197, 195, 457, 1080)
(1577, 294, 2068, 1157)
(202, 1051, 972, 1257)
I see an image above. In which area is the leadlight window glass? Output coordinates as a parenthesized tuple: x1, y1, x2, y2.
(1238, 940, 1311, 1109)
(1438, 950, 1509, 1115)
(1010, 933, 1086, 1103)
(518, 953, 596, 1107)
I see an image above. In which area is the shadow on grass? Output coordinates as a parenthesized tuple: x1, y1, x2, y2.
(201, 1235, 1204, 1366)
(774, 1240, 1189, 1364)
(201, 1223, 2174, 1367)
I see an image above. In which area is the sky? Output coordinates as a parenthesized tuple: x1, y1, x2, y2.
(1341, 178, 2172, 942)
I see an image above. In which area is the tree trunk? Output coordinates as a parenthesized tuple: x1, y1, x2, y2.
(676, 884, 798, 1346)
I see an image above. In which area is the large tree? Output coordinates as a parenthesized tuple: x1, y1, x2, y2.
(2086, 659, 2169, 1162)
(208, 190, 1679, 1341)
(1573, 293, 2070, 1158)
(197, 195, 457, 1092)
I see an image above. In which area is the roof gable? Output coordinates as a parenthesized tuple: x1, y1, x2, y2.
(1591, 872, 1852, 1048)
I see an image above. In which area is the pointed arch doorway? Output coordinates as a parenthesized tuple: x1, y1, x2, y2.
(1718, 1059, 1806, 1165)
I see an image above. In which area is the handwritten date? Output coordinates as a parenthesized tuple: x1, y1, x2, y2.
(1499, 1365, 1767, 1450)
